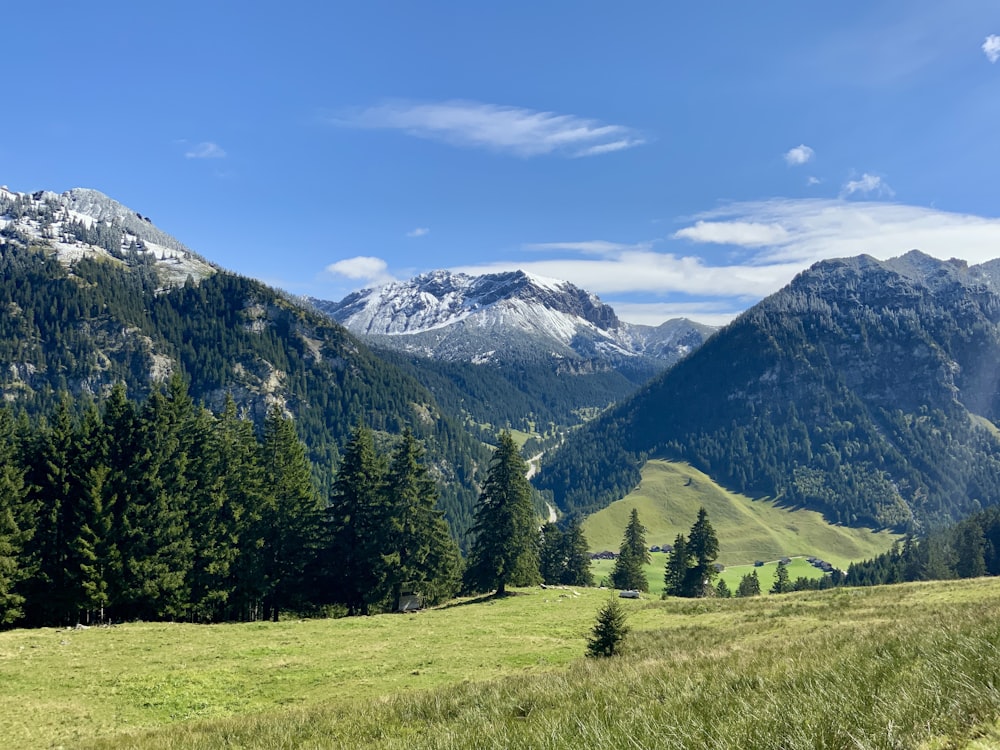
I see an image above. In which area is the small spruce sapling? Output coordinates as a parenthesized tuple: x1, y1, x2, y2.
(587, 596, 630, 657)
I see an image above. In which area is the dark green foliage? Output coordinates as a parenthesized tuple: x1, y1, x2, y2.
(538, 254, 1000, 532)
(586, 596, 629, 658)
(663, 533, 690, 598)
(465, 432, 541, 595)
(0, 239, 489, 542)
(737, 571, 761, 597)
(662, 508, 719, 598)
(539, 517, 594, 587)
(715, 578, 731, 598)
(770, 560, 792, 594)
(0, 410, 27, 624)
(610, 509, 650, 591)
(381, 429, 462, 608)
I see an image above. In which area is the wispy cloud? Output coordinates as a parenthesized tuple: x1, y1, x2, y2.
(784, 144, 814, 166)
(184, 141, 226, 159)
(807, 176, 821, 186)
(984, 35, 1000, 63)
(406, 227, 430, 238)
(449, 199, 1000, 325)
(332, 100, 645, 158)
(325, 256, 395, 286)
(841, 173, 894, 198)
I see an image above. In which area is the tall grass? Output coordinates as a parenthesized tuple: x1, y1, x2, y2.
(80, 579, 1000, 749)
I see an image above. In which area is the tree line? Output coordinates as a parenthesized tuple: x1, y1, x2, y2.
(0, 382, 595, 628)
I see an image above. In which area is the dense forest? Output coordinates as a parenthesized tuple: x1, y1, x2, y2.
(0, 224, 491, 537)
(538, 254, 1000, 532)
(0, 380, 470, 627)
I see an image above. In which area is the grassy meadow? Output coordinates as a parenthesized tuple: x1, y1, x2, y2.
(584, 459, 900, 568)
(5, 579, 1000, 748)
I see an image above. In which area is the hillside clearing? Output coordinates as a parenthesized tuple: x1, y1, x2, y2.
(583, 459, 899, 568)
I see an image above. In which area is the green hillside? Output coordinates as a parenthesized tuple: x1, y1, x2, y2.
(583, 459, 899, 568)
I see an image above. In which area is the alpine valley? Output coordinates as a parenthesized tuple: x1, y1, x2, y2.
(3, 182, 1000, 547)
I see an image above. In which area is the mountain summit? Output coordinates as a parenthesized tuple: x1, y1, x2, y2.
(311, 269, 715, 370)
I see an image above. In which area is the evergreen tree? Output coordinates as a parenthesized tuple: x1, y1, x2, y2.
(955, 521, 987, 579)
(715, 577, 732, 598)
(259, 404, 323, 619)
(737, 570, 761, 597)
(539, 522, 565, 585)
(770, 560, 792, 594)
(560, 516, 594, 587)
(383, 429, 461, 607)
(586, 597, 629, 657)
(663, 533, 690, 598)
(610, 509, 650, 591)
(0, 408, 27, 625)
(325, 424, 389, 614)
(465, 432, 540, 595)
(685, 507, 719, 597)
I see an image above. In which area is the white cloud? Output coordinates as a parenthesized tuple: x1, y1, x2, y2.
(406, 227, 429, 238)
(984, 35, 1000, 63)
(449, 199, 1000, 326)
(841, 173, 894, 198)
(608, 301, 741, 327)
(333, 100, 645, 158)
(325, 256, 395, 285)
(784, 144, 814, 166)
(184, 142, 226, 159)
(674, 221, 789, 247)
(807, 176, 821, 186)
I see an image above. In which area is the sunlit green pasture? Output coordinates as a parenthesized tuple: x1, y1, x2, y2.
(5, 579, 1000, 748)
(583, 459, 899, 568)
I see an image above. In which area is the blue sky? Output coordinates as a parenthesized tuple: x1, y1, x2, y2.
(4, 2, 1000, 325)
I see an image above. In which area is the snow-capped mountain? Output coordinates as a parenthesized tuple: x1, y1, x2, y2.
(310, 270, 715, 370)
(0, 185, 214, 285)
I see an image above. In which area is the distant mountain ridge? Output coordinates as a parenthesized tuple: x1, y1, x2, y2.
(311, 269, 715, 369)
(537, 250, 1000, 533)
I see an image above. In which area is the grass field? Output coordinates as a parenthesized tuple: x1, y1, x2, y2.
(583, 459, 899, 568)
(6, 579, 1000, 748)
(591, 554, 829, 596)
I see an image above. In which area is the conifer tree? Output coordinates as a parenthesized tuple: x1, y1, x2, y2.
(611, 509, 650, 591)
(770, 560, 792, 594)
(685, 507, 719, 597)
(539, 522, 565, 585)
(465, 431, 540, 595)
(259, 404, 323, 620)
(716, 577, 732, 598)
(737, 570, 761, 597)
(560, 516, 594, 587)
(0, 408, 27, 625)
(383, 429, 461, 606)
(586, 597, 629, 657)
(326, 424, 389, 614)
(663, 533, 690, 597)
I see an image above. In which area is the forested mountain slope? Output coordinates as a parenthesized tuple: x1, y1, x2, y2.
(537, 252, 1000, 532)
(0, 186, 489, 537)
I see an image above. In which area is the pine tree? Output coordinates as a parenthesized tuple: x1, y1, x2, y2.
(0, 408, 27, 625)
(383, 429, 461, 607)
(586, 597, 629, 657)
(610, 509, 650, 591)
(685, 507, 719, 597)
(539, 522, 565, 585)
(663, 533, 690, 598)
(737, 570, 761, 597)
(326, 424, 389, 614)
(465, 432, 540, 596)
(560, 516, 594, 587)
(770, 560, 792, 594)
(715, 577, 732, 598)
(259, 404, 323, 620)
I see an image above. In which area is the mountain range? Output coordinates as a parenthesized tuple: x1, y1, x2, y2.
(310, 270, 715, 435)
(537, 250, 1000, 532)
(5, 182, 1000, 541)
